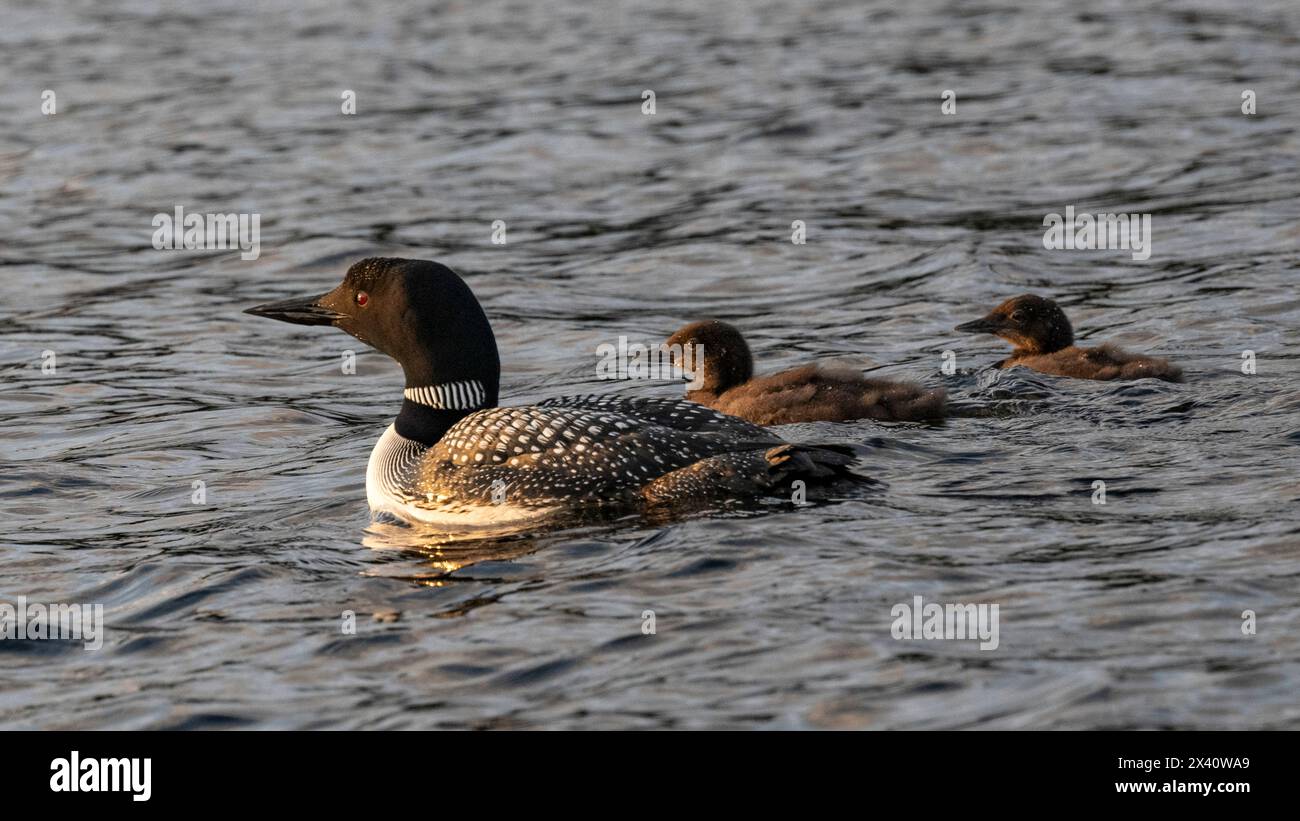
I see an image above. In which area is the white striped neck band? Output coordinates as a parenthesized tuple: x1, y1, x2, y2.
(403, 380, 486, 410)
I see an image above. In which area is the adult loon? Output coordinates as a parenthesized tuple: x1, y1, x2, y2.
(954, 294, 1183, 382)
(245, 258, 858, 526)
(664, 320, 946, 425)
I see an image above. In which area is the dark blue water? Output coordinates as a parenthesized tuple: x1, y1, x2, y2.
(2, 0, 1298, 729)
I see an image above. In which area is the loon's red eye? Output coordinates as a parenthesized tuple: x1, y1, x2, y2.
(356, 291, 369, 307)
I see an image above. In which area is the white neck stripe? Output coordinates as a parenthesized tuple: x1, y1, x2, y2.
(403, 380, 485, 410)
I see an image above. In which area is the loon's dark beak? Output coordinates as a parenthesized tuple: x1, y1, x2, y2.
(954, 315, 1001, 335)
(244, 293, 343, 326)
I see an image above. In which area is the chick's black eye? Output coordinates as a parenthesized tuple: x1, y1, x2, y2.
(355, 291, 369, 307)
(1009, 310, 1023, 322)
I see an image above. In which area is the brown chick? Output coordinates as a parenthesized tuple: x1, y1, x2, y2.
(954, 294, 1182, 382)
(664, 320, 946, 426)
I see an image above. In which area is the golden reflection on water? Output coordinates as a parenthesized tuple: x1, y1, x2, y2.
(361, 520, 545, 577)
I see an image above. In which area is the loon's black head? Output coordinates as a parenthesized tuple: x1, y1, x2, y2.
(954, 294, 1075, 355)
(665, 319, 754, 395)
(246, 257, 501, 406)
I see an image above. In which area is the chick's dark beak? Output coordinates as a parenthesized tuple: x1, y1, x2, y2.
(954, 315, 1002, 335)
(244, 293, 344, 326)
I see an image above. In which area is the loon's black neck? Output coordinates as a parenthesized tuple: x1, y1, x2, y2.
(393, 376, 499, 446)
(395, 400, 472, 446)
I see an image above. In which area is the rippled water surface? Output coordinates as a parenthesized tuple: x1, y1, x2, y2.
(3, 0, 1299, 729)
